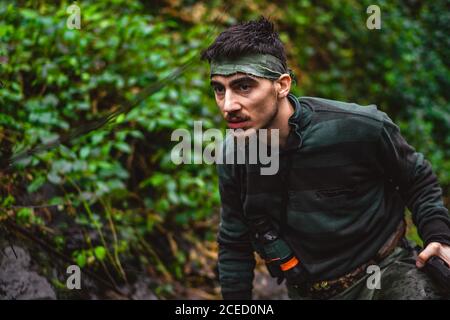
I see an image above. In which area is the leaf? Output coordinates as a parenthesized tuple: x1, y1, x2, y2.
(17, 208, 33, 224)
(115, 142, 131, 153)
(94, 246, 107, 261)
(149, 173, 167, 187)
(76, 251, 86, 268)
(27, 176, 46, 193)
(80, 146, 90, 159)
(116, 113, 125, 124)
(47, 171, 62, 184)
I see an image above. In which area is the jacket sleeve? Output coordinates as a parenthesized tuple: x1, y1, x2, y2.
(378, 115, 450, 246)
(216, 162, 255, 300)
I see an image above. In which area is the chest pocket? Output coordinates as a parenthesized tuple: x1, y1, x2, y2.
(316, 186, 356, 200)
(288, 186, 357, 213)
(287, 186, 359, 235)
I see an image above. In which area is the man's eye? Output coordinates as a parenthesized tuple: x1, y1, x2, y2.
(239, 84, 251, 92)
(213, 86, 224, 94)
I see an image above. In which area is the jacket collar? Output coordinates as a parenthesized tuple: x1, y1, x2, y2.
(284, 93, 312, 151)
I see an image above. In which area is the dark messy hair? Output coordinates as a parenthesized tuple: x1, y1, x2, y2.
(200, 16, 288, 72)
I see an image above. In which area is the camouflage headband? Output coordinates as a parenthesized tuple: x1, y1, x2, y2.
(210, 53, 289, 80)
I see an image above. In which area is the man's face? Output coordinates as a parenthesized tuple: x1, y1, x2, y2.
(210, 73, 279, 135)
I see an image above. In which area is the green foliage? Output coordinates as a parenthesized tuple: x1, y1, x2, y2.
(1, 0, 220, 295)
(94, 246, 106, 261)
(74, 250, 87, 268)
(16, 207, 44, 226)
(1, 194, 15, 208)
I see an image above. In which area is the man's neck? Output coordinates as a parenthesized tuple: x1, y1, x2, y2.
(267, 96, 295, 149)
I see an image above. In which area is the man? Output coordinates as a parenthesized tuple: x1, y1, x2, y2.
(201, 17, 450, 299)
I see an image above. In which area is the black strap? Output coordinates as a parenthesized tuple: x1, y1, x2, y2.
(280, 150, 294, 235)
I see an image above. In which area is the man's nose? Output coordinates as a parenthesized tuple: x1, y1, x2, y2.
(223, 91, 241, 113)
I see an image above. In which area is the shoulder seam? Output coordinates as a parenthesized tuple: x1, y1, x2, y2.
(313, 108, 384, 123)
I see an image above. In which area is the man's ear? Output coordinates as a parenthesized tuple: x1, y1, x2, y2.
(275, 74, 292, 99)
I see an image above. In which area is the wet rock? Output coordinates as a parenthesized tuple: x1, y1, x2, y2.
(130, 277, 158, 300)
(0, 244, 56, 300)
(253, 269, 289, 300)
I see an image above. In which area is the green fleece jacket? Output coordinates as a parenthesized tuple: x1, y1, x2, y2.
(216, 93, 450, 299)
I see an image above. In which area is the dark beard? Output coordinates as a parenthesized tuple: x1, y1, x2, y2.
(261, 101, 279, 130)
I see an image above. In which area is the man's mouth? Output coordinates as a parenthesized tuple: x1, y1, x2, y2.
(226, 117, 250, 129)
(227, 120, 250, 129)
